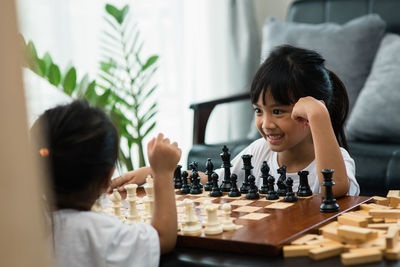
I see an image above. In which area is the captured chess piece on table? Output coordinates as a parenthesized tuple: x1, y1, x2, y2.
(220, 146, 232, 192)
(204, 158, 214, 191)
(240, 154, 253, 193)
(320, 169, 340, 213)
(277, 165, 287, 196)
(297, 170, 313, 197)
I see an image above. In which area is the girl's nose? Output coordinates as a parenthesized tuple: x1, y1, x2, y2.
(262, 114, 276, 129)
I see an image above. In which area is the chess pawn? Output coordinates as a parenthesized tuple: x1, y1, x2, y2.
(297, 171, 313, 197)
(246, 174, 260, 200)
(125, 184, 141, 224)
(283, 177, 297, 202)
(109, 189, 124, 220)
(204, 158, 214, 191)
(228, 174, 241, 197)
(182, 199, 202, 236)
(259, 161, 270, 194)
(240, 154, 253, 193)
(221, 203, 236, 231)
(204, 204, 223, 235)
(180, 171, 190, 194)
(142, 196, 152, 223)
(173, 165, 183, 189)
(210, 172, 222, 197)
(266, 175, 279, 200)
(320, 169, 340, 213)
(276, 165, 287, 196)
(190, 170, 203, 194)
(220, 146, 232, 192)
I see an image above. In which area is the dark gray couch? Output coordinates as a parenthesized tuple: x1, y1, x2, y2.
(187, 0, 400, 197)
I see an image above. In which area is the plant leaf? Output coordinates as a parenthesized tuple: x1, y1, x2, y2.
(141, 121, 156, 138)
(84, 80, 98, 104)
(76, 74, 89, 98)
(42, 52, 53, 76)
(142, 55, 158, 71)
(47, 63, 61, 86)
(62, 67, 77, 95)
(105, 4, 123, 24)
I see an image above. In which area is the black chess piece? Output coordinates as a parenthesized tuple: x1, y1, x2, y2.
(189, 161, 203, 188)
(276, 165, 287, 196)
(189, 170, 203, 194)
(284, 177, 297, 202)
(173, 165, 183, 189)
(240, 154, 253, 193)
(204, 158, 214, 191)
(228, 173, 241, 197)
(210, 172, 223, 197)
(180, 171, 190, 194)
(246, 174, 259, 199)
(266, 175, 279, 200)
(259, 161, 270, 194)
(297, 171, 313, 197)
(320, 169, 340, 213)
(220, 146, 232, 192)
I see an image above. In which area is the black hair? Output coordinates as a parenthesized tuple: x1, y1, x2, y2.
(250, 45, 349, 150)
(30, 100, 119, 210)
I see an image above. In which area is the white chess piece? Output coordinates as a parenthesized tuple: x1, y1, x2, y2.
(91, 199, 102, 212)
(109, 189, 124, 220)
(182, 199, 202, 236)
(204, 204, 223, 235)
(142, 196, 152, 223)
(221, 203, 236, 231)
(144, 175, 154, 214)
(124, 184, 141, 224)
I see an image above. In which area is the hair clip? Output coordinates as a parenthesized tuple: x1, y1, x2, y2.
(39, 148, 49, 157)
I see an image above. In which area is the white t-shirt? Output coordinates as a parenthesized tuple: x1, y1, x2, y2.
(215, 138, 360, 196)
(52, 209, 160, 267)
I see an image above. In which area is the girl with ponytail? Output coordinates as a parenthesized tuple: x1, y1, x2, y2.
(231, 45, 358, 197)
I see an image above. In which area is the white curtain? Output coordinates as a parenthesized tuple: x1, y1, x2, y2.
(16, 0, 288, 168)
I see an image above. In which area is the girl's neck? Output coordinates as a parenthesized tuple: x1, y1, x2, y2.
(277, 142, 315, 173)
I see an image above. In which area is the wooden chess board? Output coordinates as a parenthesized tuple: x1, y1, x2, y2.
(173, 191, 372, 256)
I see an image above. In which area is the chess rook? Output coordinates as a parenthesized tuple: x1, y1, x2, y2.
(297, 170, 313, 197)
(220, 146, 232, 192)
(320, 169, 340, 213)
(240, 154, 253, 193)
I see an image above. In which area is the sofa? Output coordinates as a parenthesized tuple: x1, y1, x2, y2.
(187, 0, 400, 197)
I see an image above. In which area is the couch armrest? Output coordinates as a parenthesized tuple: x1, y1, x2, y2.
(189, 92, 250, 145)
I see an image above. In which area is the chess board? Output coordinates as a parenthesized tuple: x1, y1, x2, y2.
(172, 191, 372, 256)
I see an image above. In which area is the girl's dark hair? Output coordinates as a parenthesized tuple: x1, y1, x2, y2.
(250, 45, 349, 150)
(31, 100, 119, 210)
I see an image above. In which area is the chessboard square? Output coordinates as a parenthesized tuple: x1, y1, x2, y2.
(239, 213, 270, 220)
(229, 200, 255, 206)
(221, 195, 242, 199)
(233, 206, 263, 213)
(193, 197, 214, 202)
(265, 202, 294, 209)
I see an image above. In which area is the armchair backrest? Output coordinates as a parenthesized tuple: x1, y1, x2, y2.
(287, 0, 400, 34)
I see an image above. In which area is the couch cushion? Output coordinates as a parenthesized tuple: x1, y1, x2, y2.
(260, 14, 386, 112)
(346, 34, 400, 143)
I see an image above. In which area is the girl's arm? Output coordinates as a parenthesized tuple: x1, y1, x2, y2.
(106, 167, 152, 198)
(292, 97, 349, 197)
(147, 133, 181, 254)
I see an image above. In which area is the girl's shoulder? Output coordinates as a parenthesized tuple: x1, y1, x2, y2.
(246, 137, 274, 158)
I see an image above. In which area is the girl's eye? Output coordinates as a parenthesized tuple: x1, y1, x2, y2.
(272, 109, 284, 115)
(254, 108, 262, 114)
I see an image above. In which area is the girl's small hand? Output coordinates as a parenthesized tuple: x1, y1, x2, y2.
(291, 97, 326, 127)
(147, 133, 182, 175)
